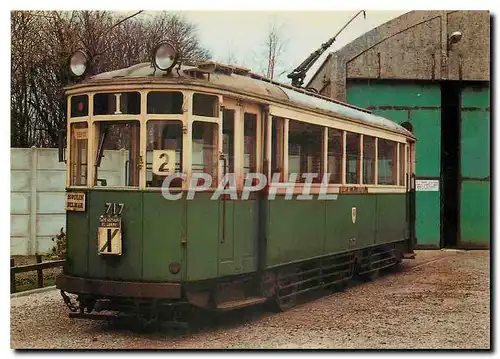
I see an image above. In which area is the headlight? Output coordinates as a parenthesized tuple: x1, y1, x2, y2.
(69, 50, 89, 77)
(153, 41, 178, 71)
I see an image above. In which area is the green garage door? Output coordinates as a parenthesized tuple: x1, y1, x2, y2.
(460, 85, 490, 247)
(347, 80, 441, 248)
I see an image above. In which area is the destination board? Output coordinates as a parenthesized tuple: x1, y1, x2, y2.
(66, 192, 86, 211)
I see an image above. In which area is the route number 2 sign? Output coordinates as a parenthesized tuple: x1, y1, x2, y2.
(152, 150, 176, 175)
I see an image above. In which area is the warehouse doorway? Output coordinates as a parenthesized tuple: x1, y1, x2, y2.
(440, 82, 461, 248)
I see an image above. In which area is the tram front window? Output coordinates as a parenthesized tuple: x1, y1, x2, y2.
(94, 121, 140, 187)
(146, 120, 183, 187)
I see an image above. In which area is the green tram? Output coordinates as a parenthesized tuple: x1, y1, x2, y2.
(56, 42, 417, 324)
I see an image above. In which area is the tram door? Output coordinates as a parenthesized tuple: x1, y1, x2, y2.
(218, 100, 260, 276)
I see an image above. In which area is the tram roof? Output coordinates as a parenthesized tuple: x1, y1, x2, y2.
(77, 62, 414, 139)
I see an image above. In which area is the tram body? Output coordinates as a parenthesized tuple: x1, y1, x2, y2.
(56, 60, 417, 320)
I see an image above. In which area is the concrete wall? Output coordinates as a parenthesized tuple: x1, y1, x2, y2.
(308, 10, 490, 101)
(11, 147, 126, 255)
(11, 147, 66, 255)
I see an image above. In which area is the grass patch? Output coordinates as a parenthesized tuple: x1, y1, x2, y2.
(11, 255, 63, 293)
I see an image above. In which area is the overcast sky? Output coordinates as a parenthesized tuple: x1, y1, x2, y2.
(141, 10, 406, 83)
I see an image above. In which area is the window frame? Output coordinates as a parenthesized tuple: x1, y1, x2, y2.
(92, 119, 142, 188)
(145, 119, 185, 188)
(68, 121, 89, 187)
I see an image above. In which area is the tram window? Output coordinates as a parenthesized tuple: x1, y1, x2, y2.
(93, 92, 141, 115)
(192, 121, 218, 185)
(147, 91, 183, 114)
(94, 121, 140, 187)
(399, 142, 405, 186)
(378, 139, 397, 185)
(363, 135, 376, 184)
(288, 120, 323, 183)
(346, 132, 360, 184)
(271, 117, 284, 181)
(328, 128, 343, 184)
(146, 121, 183, 188)
(69, 122, 88, 186)
(244, 113, 257, 174)
(222, 109, 235, 174)
(192, 93, 218, 117)
(70, 95, 88, 117)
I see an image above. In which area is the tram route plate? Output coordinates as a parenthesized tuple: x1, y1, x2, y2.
(97, 215, 122, 255)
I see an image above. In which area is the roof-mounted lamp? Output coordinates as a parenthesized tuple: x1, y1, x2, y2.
(68, 50, 90, 77)
(152, 41, 179, 73)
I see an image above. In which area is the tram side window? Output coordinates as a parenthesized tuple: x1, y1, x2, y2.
(94, 121, 140, 187)
(192, 93, 218, 117)
(93, 92, 141, 115)
(271, 117, 284, 181)
(244, 113, 257, 174)
(147, 92, 184, 114)
(288, 120, 323, 183)
(328, 128, 343, 184)
(346, 132, 360, 184)
(192, 122, 218, 185)
(70, 95, 88, 117)
(69, 122, 88, 186)
(378, 139, 397, 185)
(363, 135, 376, 184)
(146, 121, 183, 188)
(222, 109, 235, 174)
(399, 143, 405, 186)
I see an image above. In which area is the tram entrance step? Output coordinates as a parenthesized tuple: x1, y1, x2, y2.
(216, 297, 267, 311)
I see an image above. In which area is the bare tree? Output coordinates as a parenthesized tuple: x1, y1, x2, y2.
(262, 19, 288, 80)
(10, 10, 211, 148)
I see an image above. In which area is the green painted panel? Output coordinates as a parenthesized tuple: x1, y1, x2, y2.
(460, 85, 490, 247)
(266, 194, 406, 268)
(324, 199, 349, 254)
(219, 200, 258, 276)
(415, 191, 440, 246)
(461, 111, 490, 178)
(267, 198, 325, 266)
(66, 208, 89, 277)
(232, 201, 258, 273)
(142, 192, 185, 282)
(371, 110, 410, 125)
(461, 86, 490, 109)
(347, 82, 441, 108)
(218, 201, 235, 276)
(460, 181, 490, 245)
(325, 195, 377, 251)
(87, 190, 144, 281)
(186, 193, 219, 281)
(410, 110, 441, 177)
(375, 195, 407, 244)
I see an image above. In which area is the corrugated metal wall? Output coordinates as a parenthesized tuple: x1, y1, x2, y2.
(347, 80, 442, 248)
(10, 148, 126, 255)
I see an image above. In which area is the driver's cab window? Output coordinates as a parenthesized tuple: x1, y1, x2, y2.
(94, 121, 140, 187)
(146, 120, 183, 187)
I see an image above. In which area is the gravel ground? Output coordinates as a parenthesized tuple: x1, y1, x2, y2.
(10, 250, 490, 350)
